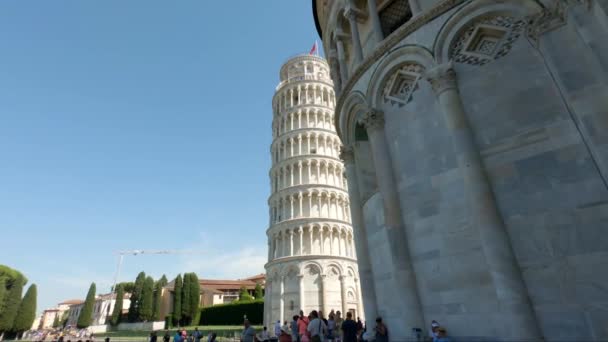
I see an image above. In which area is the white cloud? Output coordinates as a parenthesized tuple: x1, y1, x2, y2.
(177, 232, 267, 279)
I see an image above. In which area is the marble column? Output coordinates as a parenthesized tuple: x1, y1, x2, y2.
(340, 146, 378, 327)
(328, 53, 342, 93)
(298, 275, 305, 312)
(321, 275, 328, 314)
(268, 239, 272, 261)
(425, 62, 541, 339)
(345, 7, 363, 64)
(279, 276, 285, 323)
(299, 227, 304, 255)
(354, 278, 363, 321)
(366, 0, 383, 44)
(265, 280, 272, 326)
(334, 35, 349, 85)
(360, 109, 424, 333)
(339, 276, 348, 317)
(309, 226, 314, 254)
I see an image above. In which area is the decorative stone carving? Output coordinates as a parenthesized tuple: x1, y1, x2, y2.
(425, 62, 457, 96)
(382, 63, 425, 106)
(339, 146, 355, 164)
(527, 1, 568, 46)
(360, 109, 385, 133)
(450, 15, 527, 66)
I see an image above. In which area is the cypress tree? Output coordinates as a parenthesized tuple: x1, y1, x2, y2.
(153, 275, 168, 321)
(186, 273, 200, 326)
(110, 285, 124, 326)
(181, 274, 191, 324)
(12, 284, 36, 333)
(139, 276, 154, 321)
(0, 275, 24, 333)
(77, 283, 96, 329)
(254, 283, 263, 299)
(128, 272, 146, 322)
(172, 274, 182, 327)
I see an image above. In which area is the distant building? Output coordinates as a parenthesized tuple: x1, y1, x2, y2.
(65, 293, 130, 327)
(159, 274, 265, 320)
(38, 299, 83, 330)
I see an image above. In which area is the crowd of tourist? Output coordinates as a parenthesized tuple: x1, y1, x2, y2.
(244, 312, 452, 342)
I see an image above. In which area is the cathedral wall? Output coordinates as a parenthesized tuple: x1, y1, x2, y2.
(326, 0, 608, 340)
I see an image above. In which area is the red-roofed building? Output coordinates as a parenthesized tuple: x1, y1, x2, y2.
(159, 274, 265, 320)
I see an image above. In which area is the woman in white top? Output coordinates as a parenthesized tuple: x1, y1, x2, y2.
(306, 310, 327, 342)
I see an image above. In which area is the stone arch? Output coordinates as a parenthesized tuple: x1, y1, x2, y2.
(366, 44, 435, 109)
(434, 0, 542, 64)
(324, 262, 344, 277)
(340, 90, 369, 147)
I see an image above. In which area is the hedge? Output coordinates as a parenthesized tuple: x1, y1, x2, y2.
(199, 299, 263, 325)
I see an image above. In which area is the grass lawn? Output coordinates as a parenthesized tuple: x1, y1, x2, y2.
(95, 325, 263, 340)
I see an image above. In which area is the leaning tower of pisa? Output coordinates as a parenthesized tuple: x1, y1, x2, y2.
(264, 54, 362, 326)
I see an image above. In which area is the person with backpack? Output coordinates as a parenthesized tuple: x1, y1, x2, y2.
(306, 311, 327, 342)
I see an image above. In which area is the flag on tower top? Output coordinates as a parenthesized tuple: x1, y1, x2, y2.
(309, 41, 318, 55)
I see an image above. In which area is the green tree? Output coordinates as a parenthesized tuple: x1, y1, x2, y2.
(0, 274, 24, 333)
(52, 315, 60, 329)
(12, 284, 36, 334)
(77, 283, 96, 329)
(187, 273, 200, 325)
(113, 282, 135, 294)
(172, 274, 182, 327)
(238, 286, 254, 302)
(180, 274, 191, 324)
(139, 276, 155, 321)
(153, 275, 168, 321)
(128, 272, 146, 322)
(110, 284, 124, 326)
(254, 283, 263, 300)
(60, 311, 69, 328)
(180, 273, 200, 326)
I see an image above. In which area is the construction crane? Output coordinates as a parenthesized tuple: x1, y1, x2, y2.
(111, 249, 204, 294)
(104, 249, 204, 324)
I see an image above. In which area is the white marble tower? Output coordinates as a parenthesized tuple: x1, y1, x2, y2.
(264, 54, 362, 327)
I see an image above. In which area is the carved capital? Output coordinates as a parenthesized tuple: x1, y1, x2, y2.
(527, 1, 569, 46)
(333, 29, 349, 42)
(425, 62, 458, 96)
(360, 109, 385, 133)
(340, 145, 355, 164)
(344, 6, 366, 22)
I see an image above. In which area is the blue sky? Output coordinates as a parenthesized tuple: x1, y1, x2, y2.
(0, 1, 321, 313)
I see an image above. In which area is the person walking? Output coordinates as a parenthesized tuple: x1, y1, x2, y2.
(306, 311, 327, 342)
(374, 317, 388, 342)
(327, 313, 335, 341)
(291, 315, 299, 342)
(150, 331, 158, 342)
(433, 327, 451, 342)
(163, 331, 170, 342)
(297, 312, 310, 342)
(340, 312, 357, 342)
(241, 319, 256, 342)
(274, 320, 282, 338)
(429, 320, 440, 340)
(334, 312, 343, 342)
(258, 327, 270, 342)
(192, 328, 202, 342)
(173, 330, 182, 342)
